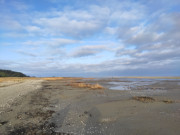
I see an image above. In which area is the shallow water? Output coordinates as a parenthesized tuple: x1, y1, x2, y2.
(108, 79, 157, 91)
(110, 85, 131, 90)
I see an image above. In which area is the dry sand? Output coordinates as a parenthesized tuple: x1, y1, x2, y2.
(0, 77, 180, 135)
(0, 79, 43, 111)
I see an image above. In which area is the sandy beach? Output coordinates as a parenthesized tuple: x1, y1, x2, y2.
(0, 77, 180, 135)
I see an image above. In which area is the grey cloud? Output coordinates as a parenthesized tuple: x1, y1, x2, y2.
(72, 50, 98, 57)
(1, 55, 179, 77)
(115, 45, 180, 76)
(17, 50, 37, 57)
(0, 60, 23, 70)
(71, 45, 108, 57)
(56, 56, 180, 76)
(136, 47, 180, 61)
(116, 48, 138, 57)
(48, 48, 64, 56)
(83, 57, 180, 74)
(0, 60, 13, 69)
(116, 43, 180, 62)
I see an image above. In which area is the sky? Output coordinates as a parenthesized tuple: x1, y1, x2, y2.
(0, 0, 180, 77)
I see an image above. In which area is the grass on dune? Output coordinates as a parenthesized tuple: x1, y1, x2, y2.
(42, 77, 64, 81)
(68, 82, 104, 89)
(42, 77, 93, 81)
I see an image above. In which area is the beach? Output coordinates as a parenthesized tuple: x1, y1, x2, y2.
(0, 77, 180, 135)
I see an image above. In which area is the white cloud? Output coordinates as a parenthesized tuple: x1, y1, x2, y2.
(10, 1, 29, 11)
(36, 17, 102, 38)
(1, 0, 180, 76)
(0, 17, 23, 31)
(25, 26, 41, 32)
(23, 38, 78, 47)
(104, 27, 118, 35)
(32, 6, 109, 38)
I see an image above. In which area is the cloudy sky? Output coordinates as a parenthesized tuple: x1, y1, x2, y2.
(0, 0, 180, 77)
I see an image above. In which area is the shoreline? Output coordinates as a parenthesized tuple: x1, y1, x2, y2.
(0, 77, 180, 134)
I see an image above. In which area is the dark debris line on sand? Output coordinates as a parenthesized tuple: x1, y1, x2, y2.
(9, 122, 72, 135)
(132, 96, 175, 104)
(6, 81, 72, 135)
(132, 96, 155, 103)
(0, 121, 8, 126)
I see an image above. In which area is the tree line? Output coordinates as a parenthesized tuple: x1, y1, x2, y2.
(0, 69, 28, 77)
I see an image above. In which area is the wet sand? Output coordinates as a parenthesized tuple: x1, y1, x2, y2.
(0, 78, 180, 135)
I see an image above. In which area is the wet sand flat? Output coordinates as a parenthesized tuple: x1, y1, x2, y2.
(0, 77, 180, 135)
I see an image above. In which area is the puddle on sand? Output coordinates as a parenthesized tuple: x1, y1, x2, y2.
(110, 85, 131, 90)
(109, 82, 132, 90)
(108, 79, 156, 91)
